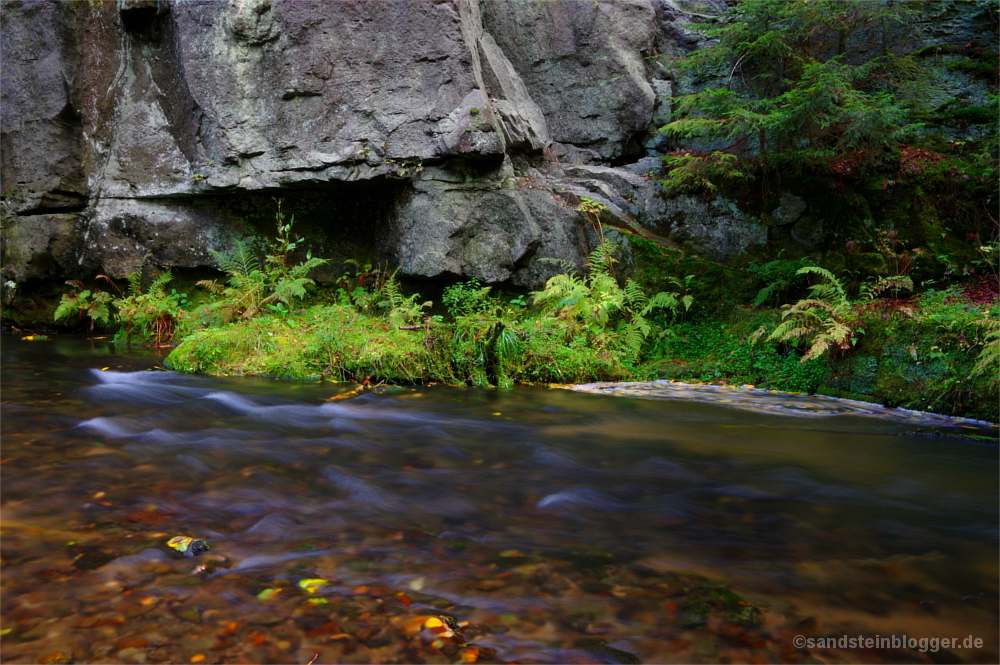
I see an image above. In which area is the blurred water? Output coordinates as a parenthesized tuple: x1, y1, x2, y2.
(2, 335, 997, 664)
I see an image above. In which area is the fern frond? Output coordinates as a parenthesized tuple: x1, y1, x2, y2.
(797, 265, 846, 297)
(587, 241, 617, 276)
(54, 293, 83, 321)
(127, 270, 143, 296)
(801, 338, 831, 363)
(197, 279, 226, 295)
(645, 291, 680, 315)
(623, 279, 646, 308)
(972, 318, 1000, 378)
(148, 270, 174, 296)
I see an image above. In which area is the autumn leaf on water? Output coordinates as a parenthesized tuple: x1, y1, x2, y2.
(167, 536, 210, 557)
(297, 578, 328, 593)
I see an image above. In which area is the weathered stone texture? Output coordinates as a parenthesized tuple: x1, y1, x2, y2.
(482, 0, 657, 163)
(5, 0, 986, 288)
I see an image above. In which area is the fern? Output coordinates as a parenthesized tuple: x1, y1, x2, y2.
(126, 269, 143, 297)
(769, 267, 861, 363)
(54, 282, 113, 330)
(54, 288, 86, 322)
(211, 238, 261, 277)
(379, 272, 430, 327)
(860, 275, 914, 301)
(532, 240, 693, 355)
(972, 317, 1000, 379)
(114, 266, 188, 345)
(199, 211, 328, 321)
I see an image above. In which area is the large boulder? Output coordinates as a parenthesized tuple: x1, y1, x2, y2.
(392, 162, 586, 286)
(1, 213, 88, 282)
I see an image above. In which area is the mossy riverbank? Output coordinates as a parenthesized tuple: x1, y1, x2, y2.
(11, 205, 998, 424)
(161, 286, 998, 424)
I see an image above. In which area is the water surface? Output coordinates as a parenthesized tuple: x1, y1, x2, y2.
(2, 335, 997, 664)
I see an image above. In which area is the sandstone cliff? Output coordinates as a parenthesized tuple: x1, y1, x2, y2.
(3, 0, 674, 288)
(1, 0, 994, 290)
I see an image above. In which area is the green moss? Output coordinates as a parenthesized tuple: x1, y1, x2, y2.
(166, 302, 640, 386)
(639, 284, 998, 422)
(828, 289, 997, 421)
(627, 234, 758, 319)
(948, 58, 999, 82)
(940, 104, 999, 126)
(645, 314, 829, 393)
(913, 45, 998, 63)
(166, 306, 443, 382)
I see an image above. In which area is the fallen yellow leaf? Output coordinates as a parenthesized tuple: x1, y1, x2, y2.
(297, 579, 328, 593)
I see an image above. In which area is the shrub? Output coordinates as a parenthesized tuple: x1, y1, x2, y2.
(661, 0, 925, 189)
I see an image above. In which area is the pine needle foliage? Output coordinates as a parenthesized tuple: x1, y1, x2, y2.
(661, 0, 926, 191)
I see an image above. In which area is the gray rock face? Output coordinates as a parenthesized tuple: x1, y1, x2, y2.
(482, 0, 657, 162)
(6, 0, 659, 287)
(392, 162, 588, 286)
(772, 194, 807, 226)
(791, 216, 824, 250)
(648, 194, 767, 261)
(2, 213, 87, 282)
(0, 1, 87, 215)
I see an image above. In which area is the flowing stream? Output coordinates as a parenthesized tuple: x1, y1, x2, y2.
(2, 335, 997, 664)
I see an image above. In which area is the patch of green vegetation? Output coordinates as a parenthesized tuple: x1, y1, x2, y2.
(166, 238, 690, 387)
(645, 314, 828, 394)
(662, 0, 926, 192)
(837, 286, 1000, 421)
(166, 305, 439, 381)
(197, 202, 328, 322)
(745, 256, 815, 307)
(626, 234, 756, 320)
(639, 267, 998, 421)
(53, 280, 114, 331)
(948, 59, 1000, 82)
(34, 199, 999, 423)
(939, 104, 999, 126)
(650, 0, 997, 264)
(914, 44, 999, 81)
(165, 202, 693, 387)
(913, 45, 998, 62)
